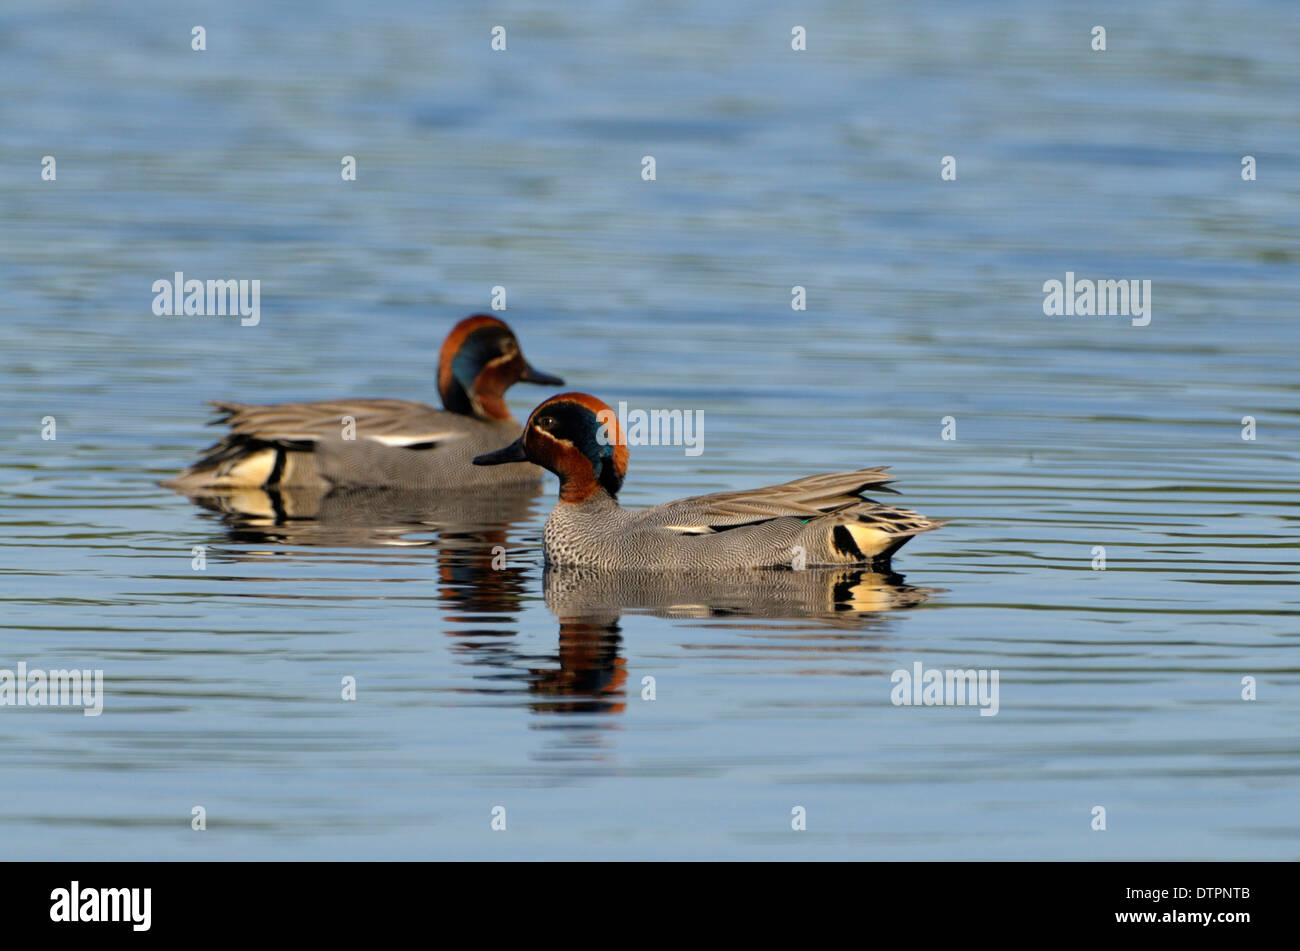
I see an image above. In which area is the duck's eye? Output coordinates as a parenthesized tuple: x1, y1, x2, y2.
(536, 415, 557, 431)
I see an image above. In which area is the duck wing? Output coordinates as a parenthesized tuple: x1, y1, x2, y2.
(640, 467, 900, 533)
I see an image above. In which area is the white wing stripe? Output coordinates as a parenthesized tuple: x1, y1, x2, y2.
(363, 432, 461, 447)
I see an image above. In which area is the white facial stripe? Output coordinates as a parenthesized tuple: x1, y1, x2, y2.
(535, 429, 576, 451)
(482, 351, 516, 370)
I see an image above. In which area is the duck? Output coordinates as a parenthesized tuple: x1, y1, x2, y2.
(164, 314, 563, 491)
(473, 392, 943, 569)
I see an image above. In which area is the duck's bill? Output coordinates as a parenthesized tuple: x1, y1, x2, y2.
(473, 438, 528, 466)
(519, 364, 564, 386)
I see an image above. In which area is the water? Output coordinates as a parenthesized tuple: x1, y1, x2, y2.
(1, 0, 1297, 859)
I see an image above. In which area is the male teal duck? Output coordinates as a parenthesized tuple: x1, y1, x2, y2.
(474, 392, 943, 569)
(165, 314, 563, 491)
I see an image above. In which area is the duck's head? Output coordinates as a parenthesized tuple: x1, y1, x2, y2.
(437, 314, 564, 420)
(473, 393, 628, 503)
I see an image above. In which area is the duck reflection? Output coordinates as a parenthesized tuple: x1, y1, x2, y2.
(544, 565, 936, 622)
(526, 614, 628, 715)
(181, 484, 540, 549)
(525, 566, 938, 715)
(177, 484, 541, 616)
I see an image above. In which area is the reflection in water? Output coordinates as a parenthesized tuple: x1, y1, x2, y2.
(179, 483, 541, 616)
(529, 566, 939, 715)
(179, 484, 541, 550)
(172, 486, 938, 718)
(529, 615, 628, 715)
(544, 566, 937, 624)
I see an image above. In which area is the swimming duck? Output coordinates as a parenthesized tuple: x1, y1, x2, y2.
(164, 314, 563, 491)
(473, 393, 943, 569)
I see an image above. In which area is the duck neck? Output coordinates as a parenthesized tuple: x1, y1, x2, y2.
(439, 377, 513, 422)
(472, 390, 513, 422)
(439, 377, 475, 417)
(558, 478, 619, 507)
